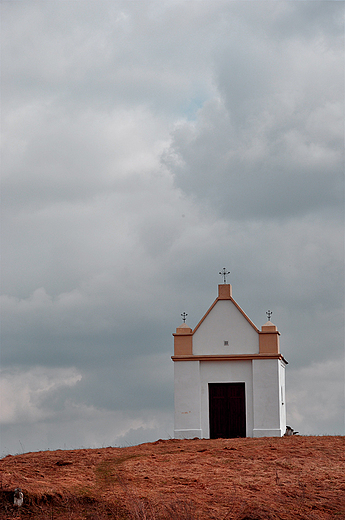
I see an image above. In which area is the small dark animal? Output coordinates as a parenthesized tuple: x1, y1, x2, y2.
(284, 425, 299, 436)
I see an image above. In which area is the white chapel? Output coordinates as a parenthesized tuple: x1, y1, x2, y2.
(172, 278, 288, 439)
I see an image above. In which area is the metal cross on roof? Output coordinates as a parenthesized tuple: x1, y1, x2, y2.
(181, 312, 188, 323)
(219, 268, 230, 284)
(266, 310, 273, 321)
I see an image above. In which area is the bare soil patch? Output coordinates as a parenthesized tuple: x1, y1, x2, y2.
(1, 436, 344, 519)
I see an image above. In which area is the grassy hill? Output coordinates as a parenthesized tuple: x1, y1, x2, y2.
(1, 436, 344, 519)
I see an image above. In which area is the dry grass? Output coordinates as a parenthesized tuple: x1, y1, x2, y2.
(0, 436, 344, 519)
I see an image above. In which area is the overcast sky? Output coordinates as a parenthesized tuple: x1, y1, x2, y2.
(1, 1, 344, 456)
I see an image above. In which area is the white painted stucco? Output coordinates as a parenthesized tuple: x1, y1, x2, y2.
(252, 358, 285, 436)
(193, 300, 259, 355)
(174, 361, 202, 439)
(279, 360, 287, 433)
(174, 357, 286, 438)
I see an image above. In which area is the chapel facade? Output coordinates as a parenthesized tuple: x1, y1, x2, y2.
(172, 282, 287, 438)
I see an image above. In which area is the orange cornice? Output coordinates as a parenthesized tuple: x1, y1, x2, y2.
(192, 297, 259, 334)
(171, 353, 288, 364)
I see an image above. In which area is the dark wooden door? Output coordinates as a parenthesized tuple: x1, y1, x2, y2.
(209, 383, 246, 438)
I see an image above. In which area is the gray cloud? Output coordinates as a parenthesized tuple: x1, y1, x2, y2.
(1, 1, 343, 455)
(167, 17, 343, 219)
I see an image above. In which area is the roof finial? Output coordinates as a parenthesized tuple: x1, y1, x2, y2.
(266, 310, 273, 321)
(219, 268, 230, 284)
(181, 312, 188, 323)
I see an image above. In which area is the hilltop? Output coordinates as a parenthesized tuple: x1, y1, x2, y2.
(1, 436, 344, 519)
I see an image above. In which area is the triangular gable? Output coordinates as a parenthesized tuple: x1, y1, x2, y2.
(193, 295, 259, 334)
(192, 286, 259, 356)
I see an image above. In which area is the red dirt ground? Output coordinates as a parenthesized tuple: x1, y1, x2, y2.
(0, 436, 344, 519)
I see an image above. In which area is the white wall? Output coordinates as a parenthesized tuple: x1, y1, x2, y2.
(252, 358, 285, 437)
(193, 300, 259, 355)
(174, 360, 202, 439)
(174, 357, 286, 438)
(279, 360, 287, 432)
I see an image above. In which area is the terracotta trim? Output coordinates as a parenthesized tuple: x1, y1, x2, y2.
(171, 353, 288, 364)
(230, 298, 259, 332)
(192, 297, 259, 334)
(192, 298, 218, 333)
